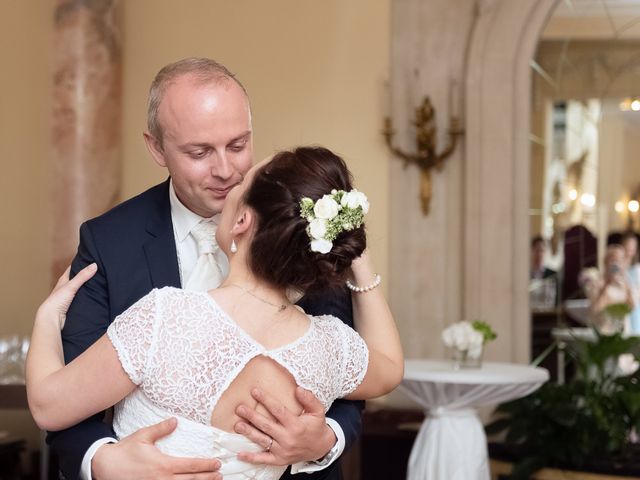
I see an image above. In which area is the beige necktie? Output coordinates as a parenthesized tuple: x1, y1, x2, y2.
(184, 220, 223, 291)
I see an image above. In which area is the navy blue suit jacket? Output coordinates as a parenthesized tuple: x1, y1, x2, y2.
(48, 179, 363, 480)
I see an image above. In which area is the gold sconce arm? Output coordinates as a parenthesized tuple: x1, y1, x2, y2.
(383, 96, 464, 215)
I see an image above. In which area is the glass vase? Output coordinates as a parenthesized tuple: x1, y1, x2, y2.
(452, 346, 483, 370)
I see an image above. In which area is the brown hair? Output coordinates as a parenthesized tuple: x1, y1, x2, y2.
(147, 57, 249, 145)
(243, 147, 367, 293)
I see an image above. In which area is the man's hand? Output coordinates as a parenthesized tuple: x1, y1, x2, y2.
(92, 418, 222, 480)
(234, 387, 336, 465)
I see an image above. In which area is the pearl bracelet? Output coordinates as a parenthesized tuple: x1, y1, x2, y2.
(346, 274, 381, 293)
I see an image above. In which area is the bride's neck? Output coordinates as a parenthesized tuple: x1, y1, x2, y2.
(222, 256, 288, 303)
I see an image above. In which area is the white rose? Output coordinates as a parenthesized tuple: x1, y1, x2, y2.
(443, 322, 463, 349)
(341, 189, 370, 214)
(443, 321, 477, 351)
(355, 191, 370, 213)
(311, 238, 333, 254)
(454, 324, 471, 351)
(442, 328, 455, 348)
(469, 330, 484, 348)
(309, 218, 327, 240)
(341, 191, 357, 209)
(314, 195, 340, 219)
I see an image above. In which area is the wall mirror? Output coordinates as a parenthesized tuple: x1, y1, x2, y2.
(529, 0, 640, 378)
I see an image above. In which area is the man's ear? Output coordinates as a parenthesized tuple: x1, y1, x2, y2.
(232, 208, 254, 236)
(143, 131, 168, 167)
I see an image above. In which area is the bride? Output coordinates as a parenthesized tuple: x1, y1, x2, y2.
(26, 146, 403, 480)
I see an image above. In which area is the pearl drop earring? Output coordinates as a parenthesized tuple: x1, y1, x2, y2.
(230, 239, 238, 253)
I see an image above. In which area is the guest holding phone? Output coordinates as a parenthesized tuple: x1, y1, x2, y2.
(585, 244, 638, 334)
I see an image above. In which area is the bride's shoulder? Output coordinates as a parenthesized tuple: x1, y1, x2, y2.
(307, 313, 349, 331)
(150, 286, 209, 305)
(154, 286, 199, 296)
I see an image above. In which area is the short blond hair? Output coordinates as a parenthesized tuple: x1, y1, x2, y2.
(147, 57, 249, 145)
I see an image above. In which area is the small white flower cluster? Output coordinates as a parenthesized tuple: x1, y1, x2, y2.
(442, 321, 483, 359)
(299, 189, 369, 254)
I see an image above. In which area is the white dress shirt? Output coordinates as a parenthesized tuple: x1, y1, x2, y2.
(81, 181, 342, 479)
(168, 180, 228, 286)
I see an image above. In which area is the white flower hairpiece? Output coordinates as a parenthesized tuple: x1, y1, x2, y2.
(299, 189, 369, 254)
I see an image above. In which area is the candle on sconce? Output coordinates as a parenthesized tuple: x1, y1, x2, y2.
(383, 79, 391, 119)
(449, 80, 460, 119)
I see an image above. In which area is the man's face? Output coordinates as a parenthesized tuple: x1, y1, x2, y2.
(145, 75, 253, 217)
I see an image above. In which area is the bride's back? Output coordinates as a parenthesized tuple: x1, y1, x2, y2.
(207, 288, 310, 431)
(209, 355, 302, 431)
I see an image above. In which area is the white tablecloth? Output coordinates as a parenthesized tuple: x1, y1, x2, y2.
(400, 359, 549, 480)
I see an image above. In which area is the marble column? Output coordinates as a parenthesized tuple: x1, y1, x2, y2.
(51, 0, 122, 280)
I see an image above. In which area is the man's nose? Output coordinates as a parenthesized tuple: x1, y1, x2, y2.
(211, 152, 233, 180)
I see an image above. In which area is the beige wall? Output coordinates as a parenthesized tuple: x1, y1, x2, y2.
(0, 0, 390, 452)
(0, 0, 54, 452)
(0, 2, 53, 339)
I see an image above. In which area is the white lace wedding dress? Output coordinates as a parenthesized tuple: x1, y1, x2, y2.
(106, 287, 368, 480)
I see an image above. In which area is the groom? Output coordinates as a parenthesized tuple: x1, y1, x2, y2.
(49, 58, 362, 480)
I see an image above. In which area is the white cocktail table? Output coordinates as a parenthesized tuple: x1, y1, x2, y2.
(400, 359, 549, 480)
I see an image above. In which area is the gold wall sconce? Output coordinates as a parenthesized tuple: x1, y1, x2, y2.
(383, 96, 464, 215)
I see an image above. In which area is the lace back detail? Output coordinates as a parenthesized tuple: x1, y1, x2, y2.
(107, 287, 368, 424)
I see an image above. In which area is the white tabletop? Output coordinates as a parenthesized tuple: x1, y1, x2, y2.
(404, 359, 549, 385)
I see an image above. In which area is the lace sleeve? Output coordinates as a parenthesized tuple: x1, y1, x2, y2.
(106, 288, 162, 385)
(334, 319, 369, 398)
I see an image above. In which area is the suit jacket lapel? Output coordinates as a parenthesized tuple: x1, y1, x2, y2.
(143, 179, 182, 289)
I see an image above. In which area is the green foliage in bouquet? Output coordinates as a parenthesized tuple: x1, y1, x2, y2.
(472, 320, 497, 344)
(605, 302, 632, 319)
(486, 329, 640, 479)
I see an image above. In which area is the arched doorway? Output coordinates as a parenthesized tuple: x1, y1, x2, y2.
(463, 0, 558, 363)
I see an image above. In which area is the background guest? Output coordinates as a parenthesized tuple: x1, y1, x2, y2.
(622, 232, 640, 333)
(584, 244, 637, 334)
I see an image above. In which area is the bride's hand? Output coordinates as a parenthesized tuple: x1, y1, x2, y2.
(37, 263, 97, 330)
(349, 249, 376, 285)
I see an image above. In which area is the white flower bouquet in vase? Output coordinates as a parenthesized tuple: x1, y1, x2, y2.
(442, 320, 497, 369)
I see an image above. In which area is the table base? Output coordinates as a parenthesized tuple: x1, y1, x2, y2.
(408, 410, 489, 480)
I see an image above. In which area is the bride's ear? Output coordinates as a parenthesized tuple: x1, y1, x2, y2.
(231, 208, 254, 237)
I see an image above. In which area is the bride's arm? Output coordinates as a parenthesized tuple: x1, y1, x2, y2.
(344, 251, 404, 400)
(26, 264, 136, 431)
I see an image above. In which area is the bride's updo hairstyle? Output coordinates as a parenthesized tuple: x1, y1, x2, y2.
(242, 146, 366, 293)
